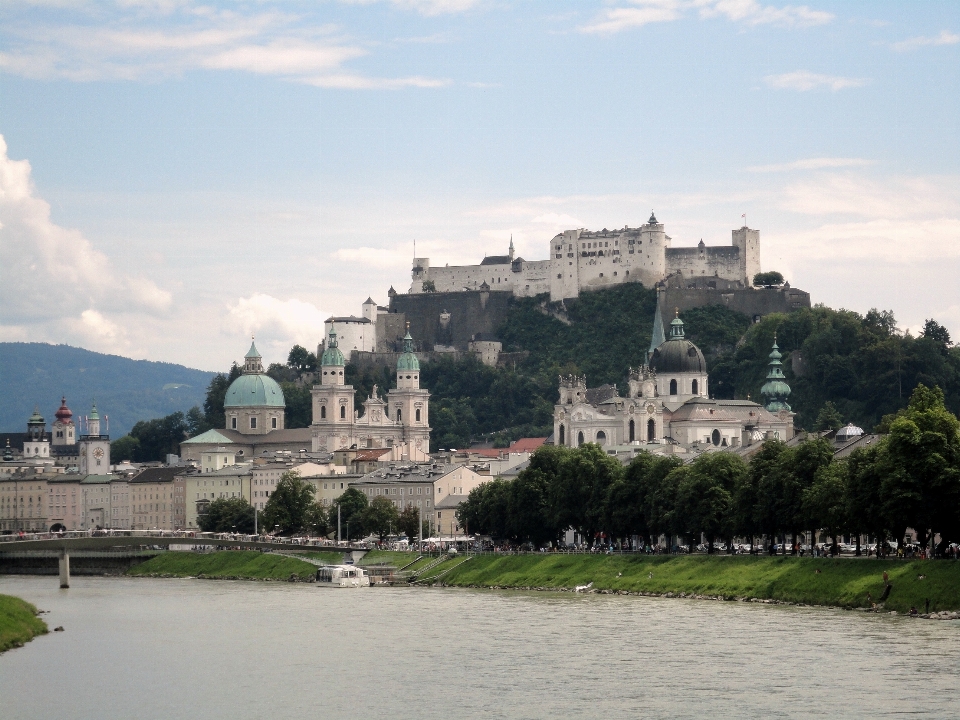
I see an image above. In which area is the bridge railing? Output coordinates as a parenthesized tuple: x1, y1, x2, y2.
(0, 529, 373, 549)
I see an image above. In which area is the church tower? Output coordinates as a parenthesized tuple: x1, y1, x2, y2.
(52, 397, 76, 446)
(388, 326, 431, 451)
(311, 327, 357, 451)
(761, 337, 792, 412)
(23, 406, 50, 459)
(79, 401, 110, 475)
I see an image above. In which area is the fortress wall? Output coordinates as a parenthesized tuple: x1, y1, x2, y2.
(514, 260, 553, 297)
(417, 263, 517, 294)
(388, 290, 514, 350)
(665, 246, 744, 283)
(375, 312, 409, 352)
(661, 284, 811, 324)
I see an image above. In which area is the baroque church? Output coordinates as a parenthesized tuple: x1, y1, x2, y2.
(553, 294, 793, 452)
(181, 330, 431, 461)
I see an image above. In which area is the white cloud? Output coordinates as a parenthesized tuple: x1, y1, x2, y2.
(0, 4, 449, 88)
(763, 70, 867, 91)
(892, 30, 960, 52)
(695, 0, 833, 27)
(225, 294, 327, 357)
(747, 157, 874, 172)
(580, 3, 684, 34)
(580, 0, 832, 34)
(0, 134, 172, 355)
(340, 0, 481, 15)
(532, 212, 582, 227)
(780, 174, 960, 219)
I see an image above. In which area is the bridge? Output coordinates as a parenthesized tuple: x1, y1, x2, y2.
(0, 531, 370, 587)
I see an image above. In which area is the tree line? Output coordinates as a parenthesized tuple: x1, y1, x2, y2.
(198, 471, 427, 542)
(456, 385, 960, 556)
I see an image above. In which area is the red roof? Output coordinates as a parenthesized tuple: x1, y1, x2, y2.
(508, 437, 548, 453)
(355, 448, 392, 462)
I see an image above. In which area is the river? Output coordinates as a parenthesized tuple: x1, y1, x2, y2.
(1, 576, 958, 719)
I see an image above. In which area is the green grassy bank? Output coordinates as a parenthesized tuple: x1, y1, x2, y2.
(420, 554, 960, 614)
(128, 551, 319, 581)
(0, 594, 48, 653)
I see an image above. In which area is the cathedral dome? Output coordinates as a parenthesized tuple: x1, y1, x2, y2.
(321, 328, 346, 367)
(224, 374, 285, 408)
(648, 313, 705, 374)
(650, 340, 706, 374)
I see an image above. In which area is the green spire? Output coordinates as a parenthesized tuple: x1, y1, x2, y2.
(245, 338, 261, 359)
(321, 326, 346, 367)
(28, 406, 45, 425)
(89, 401, 100, 421)
(397, 324, 420, 371)
(647, 291, 666, 362)
(761, 336, 792, 412)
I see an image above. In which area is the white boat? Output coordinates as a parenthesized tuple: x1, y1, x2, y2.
(316, 564, 370, 588)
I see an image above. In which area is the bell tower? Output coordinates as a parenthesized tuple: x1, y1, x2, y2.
(79, 401, 110, 475)
(388, 325, 430, 451)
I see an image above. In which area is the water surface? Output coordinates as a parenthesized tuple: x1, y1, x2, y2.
(1, 576, 957, 719)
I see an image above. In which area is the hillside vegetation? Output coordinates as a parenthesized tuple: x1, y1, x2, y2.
(113, 283, 960, 454)
(0, 342, 214, 437)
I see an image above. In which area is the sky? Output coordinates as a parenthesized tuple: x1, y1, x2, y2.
(1, 0, 958, 372)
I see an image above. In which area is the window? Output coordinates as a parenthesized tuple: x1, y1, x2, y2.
(669, 379, 678, 395)
(692, 379, 699, 395)
(231, 417, 237, 429)
(596, 431, 606, 446)
(250, 417, 257, 429)
(271, 417, 277, 429)
(321, 406, 326, 419)
(577, 431, 584, 446)
(340, 405, 346, 419)
(415, 408, 421, 422)
(628, 419, 635, 443)
(712, 429, 721, 446)
(396, 408, 402, 422)
(559, 424, 565, 445)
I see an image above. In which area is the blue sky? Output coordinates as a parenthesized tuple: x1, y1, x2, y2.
(1, 0, 958, 370)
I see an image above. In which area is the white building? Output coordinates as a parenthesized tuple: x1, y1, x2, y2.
(410, 214, 761, 302)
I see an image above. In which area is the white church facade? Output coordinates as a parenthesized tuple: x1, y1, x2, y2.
(409, 213, 761, 302)
(553, 296, 793, 453)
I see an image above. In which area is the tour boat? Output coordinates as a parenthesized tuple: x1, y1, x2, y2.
(316, 564, 370, 588)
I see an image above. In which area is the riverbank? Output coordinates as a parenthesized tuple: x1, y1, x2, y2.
(0, 594, 48, 653)
(128, 551, 324, 581)
(422, 554, 960, 614)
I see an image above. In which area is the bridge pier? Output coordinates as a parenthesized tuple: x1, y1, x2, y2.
(59, 549, 70, 588)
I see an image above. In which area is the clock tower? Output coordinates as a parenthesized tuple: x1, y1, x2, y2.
(79, 401, 111, 475)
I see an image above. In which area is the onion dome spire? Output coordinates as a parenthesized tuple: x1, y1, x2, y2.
(321, 326, 345, 367)
(761, 335, 792, 412)
(397, 322, 420, 371)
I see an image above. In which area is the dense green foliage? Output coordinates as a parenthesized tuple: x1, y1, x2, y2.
(753, 271, 784, 286)
(0, 594, 47, 653)
(260, 472, 324, 535)
(329, 487, 368, 540)
(458, 386, 960, 555)
(0, 342, 214, 437)
(361, 496, 400, 541)
(197, 497, 256, 533)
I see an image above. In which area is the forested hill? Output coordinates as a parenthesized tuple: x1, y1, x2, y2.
(0, 343, 215, 437)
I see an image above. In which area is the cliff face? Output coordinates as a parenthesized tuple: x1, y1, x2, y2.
(387, 290, 514, 352)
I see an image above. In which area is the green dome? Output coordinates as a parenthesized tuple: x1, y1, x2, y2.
(397, 329, 419, 371)
(224, 374, 285, 408)
(321, 327, 345, 367)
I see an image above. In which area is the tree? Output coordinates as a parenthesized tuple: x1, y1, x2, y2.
(921, 319, 951, 346)
(198, 497, 255, 533)
(422, 280, 437, 292)
(802, 462, 848, 552)
(329, 488, 368, 540)
(814, 401, 843, 432)
(881, 384, 960, 552)
(287, 345, 317, 373)
(753, 271, 785, 287)
(203, 364, 241, 429)
(673, 453, 745, 552)
(752, 439, 788, 552)
(185, 406, 212, 436)
(361, 496, 399, 542)
(110, 435, 140, 463)
(397, 505, 422, 541)
(304, 502, 331, 536)
(508, 466, 555, 547)
(260, 472, 316, 535)
(125, 411, 189, 462)
(552, 444, 622, 545)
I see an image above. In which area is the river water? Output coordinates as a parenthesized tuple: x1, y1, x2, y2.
(1, 576, 958, 719)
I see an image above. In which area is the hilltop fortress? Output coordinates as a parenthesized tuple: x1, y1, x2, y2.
(410, 212, 760, 302)
(324, 213, 809, 366)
